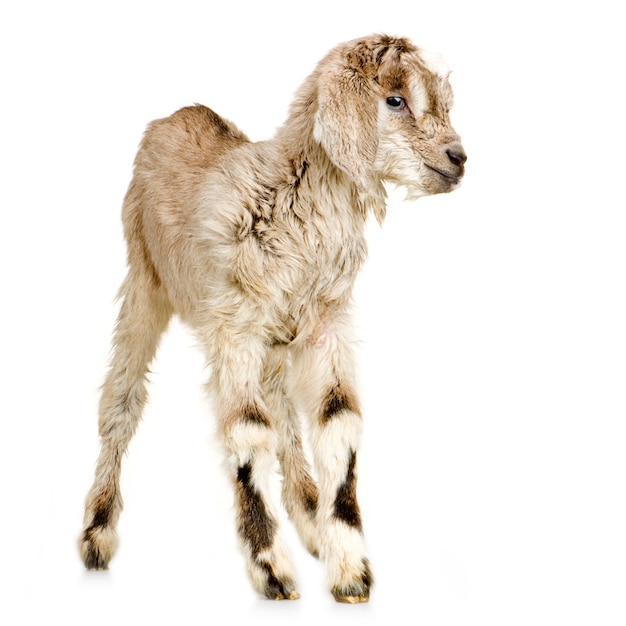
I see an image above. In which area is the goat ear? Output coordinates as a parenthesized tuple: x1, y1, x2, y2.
(313, 70, 378, 191)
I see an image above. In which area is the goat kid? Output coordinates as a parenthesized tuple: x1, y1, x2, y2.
(79, 34, 466, 603)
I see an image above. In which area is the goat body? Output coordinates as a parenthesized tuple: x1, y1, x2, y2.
(80, 34, 466, 603)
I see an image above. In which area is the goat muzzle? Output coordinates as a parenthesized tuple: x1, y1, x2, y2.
(443, 141, 467, 179)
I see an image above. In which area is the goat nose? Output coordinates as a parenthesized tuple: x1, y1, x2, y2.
(446, 142, 467, 169)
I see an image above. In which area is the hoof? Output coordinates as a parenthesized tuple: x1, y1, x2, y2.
(330, 558, 372, 604)
(262, 574, 300, 601)
(333, 593, 369, 604)
(271, 589, 300, 601)
(256, 560, 300, 601)
(79, 525, 117, 570)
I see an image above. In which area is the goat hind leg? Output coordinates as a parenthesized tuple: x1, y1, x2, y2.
(79, 271, 171, 569)
(264, 347, 320, 557)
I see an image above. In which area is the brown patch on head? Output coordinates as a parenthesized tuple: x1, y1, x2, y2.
(371, 44, 445, 117)
(339, 36, 466, 196)
(343, 35, 417, 79)
(312, 35, 417, 193)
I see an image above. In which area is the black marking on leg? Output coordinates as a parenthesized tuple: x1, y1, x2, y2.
(83, 491, 114, 538)
(236, 463, 276, 556)
(258, 561, 298, 600)
(302, 482, 319, 517)
(287, 465, 318, 518)
(321, 384, 360, 424)
(90, 503, 112, 529)
(333, 450, 362, 530)
(360, 557, 373, 590)
(81, 491, 116, 570)
(241, 405, 271, 428)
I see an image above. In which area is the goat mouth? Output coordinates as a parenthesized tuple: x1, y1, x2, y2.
(425, 164, 462, 182)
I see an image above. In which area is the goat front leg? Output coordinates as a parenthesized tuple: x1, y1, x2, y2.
(208, 334, 299, 600)
(291, 326, 372, 603)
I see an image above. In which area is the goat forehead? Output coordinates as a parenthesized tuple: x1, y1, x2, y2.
(376, 49, 440, 85)
(377, 63, 444, 115)
(407, 58, 453, 115)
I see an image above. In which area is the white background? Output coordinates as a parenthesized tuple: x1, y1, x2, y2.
(1, 1, 625, 624)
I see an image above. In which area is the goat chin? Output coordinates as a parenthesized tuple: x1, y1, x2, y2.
(79, 34, 465, 604)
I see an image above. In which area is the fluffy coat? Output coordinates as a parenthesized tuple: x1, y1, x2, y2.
(80, 34, 466, 603)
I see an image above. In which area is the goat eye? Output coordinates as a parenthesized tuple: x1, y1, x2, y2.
(386, 96, 406, 110)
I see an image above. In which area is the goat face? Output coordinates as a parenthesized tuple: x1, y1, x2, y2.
(313, 35, 466, 200)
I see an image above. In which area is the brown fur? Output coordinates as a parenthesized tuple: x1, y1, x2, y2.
(80, 34, 465, 603)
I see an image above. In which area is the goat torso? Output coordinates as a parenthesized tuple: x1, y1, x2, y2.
(128, 106, 368, 348)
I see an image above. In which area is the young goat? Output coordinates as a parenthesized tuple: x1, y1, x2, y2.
(79, 34, 466, 603)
